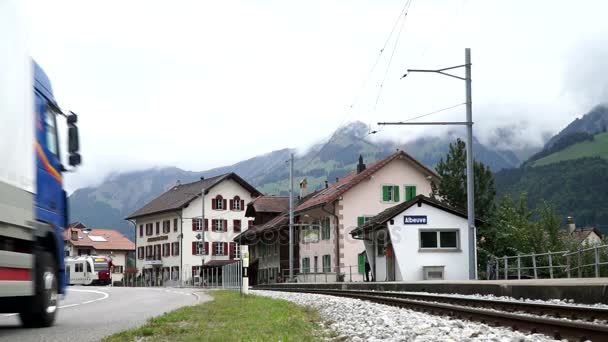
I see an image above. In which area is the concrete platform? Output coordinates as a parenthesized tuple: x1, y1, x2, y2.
(255, 278, 608, 304)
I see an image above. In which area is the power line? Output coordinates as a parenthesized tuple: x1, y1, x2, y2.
(370, 102, 465, 134)
(300, 0, 416, 171)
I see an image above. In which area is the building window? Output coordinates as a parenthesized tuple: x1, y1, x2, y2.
(313, 256, 318, 273)
(78, 249, 91, 256)
(233, 219, 241, 232)
(156, 222, 160, 235)
(377, 233, 387, 256)
(215, 242, 225, 255)
(146, 223, 153, 236)
(420, 230, 459, 249)
(357, 216, 372, 227)
(382, 185, 400, 202)
(64, 250, 69, 257)
(163, 243, 170, 257)
(139, 225, 143, 237)
(302, 257, 310, 273)
(163, 220, 170, 234)
(146, 246, 153, 259)
(173, 218, 178, 232)
(138, 247, 144, 259)
(405, 185, 417, 201)
(321, 217, 331, 240)
(231, 196, 243, 211)
(213, 195, 225, 210)
(113, 265, 124, 274)
(171, 242, 180, 256)
(193, 218, 203, 231)
(234, 242, 241, 259)
(322, 255, 331, 273)
(213, 219, 225, 232)
(303, 225, 320, 243)
(195, 242, 205, 255)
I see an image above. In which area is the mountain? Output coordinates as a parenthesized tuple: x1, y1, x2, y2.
(545, 105, 608, 148)
(69, 121, 530, 241)
(494, 106, 608, 234)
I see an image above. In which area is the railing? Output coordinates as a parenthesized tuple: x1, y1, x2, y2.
(488, 244, 608, 280)
(265, 265, 366, 284)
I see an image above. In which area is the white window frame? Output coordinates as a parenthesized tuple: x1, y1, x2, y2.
(234, 242, 241, 259)
(419, 229, 460, 250)
(195, 241, 205, 255)
(215, 198, 224, 210)
(215, 242, 225, 255)
(381, 184, 396, 202)
(213, 219, 223, 232)
(233, 198, 241, 210)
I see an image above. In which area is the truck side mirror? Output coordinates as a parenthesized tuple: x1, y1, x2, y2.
(68, 125, 79, 153)
(69, 153, 81, 166)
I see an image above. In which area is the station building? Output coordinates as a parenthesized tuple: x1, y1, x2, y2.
(351, 195, 479, 281)
(127, 173, 260, 286)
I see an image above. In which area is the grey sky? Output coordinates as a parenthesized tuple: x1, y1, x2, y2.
(25, 0, 608, 191)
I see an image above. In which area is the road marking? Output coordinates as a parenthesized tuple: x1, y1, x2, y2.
(70, 288, 110, 305)
(60, 303, 79, 308)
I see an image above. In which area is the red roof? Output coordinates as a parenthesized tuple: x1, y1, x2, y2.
(295, 150, 439, 212)
(248, 196, 289, 213)
(63, 228, 135, 251)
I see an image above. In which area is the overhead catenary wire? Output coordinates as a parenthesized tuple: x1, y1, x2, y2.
(370, 102, 465, 134)
(300, 0, 416, 172)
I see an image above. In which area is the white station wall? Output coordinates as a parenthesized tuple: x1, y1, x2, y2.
(387, 203, 469, 281)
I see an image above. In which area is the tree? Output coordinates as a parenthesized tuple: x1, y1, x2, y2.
(431, 138, 496, 220)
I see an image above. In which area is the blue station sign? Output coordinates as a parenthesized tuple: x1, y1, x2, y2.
(403, 215, 427, 225)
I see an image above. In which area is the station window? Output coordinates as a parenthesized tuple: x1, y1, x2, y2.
(420, 230, 459, 249)
(381, 185, 400, 202)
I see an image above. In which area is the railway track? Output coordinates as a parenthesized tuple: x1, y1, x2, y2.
(257, 287, 608, 341)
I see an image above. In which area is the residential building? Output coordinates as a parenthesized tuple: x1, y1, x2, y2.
(351, 195, 478, 281)
(294, 151, 439, 282)
(566, 218, 604, 246)
(127, 173, 261, 286)
(63, 222, 135, 283)
(235, 196, 290, 285)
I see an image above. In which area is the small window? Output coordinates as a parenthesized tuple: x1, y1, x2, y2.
(233, 197, 241, 210)
(213, 219, 224, 232)
(321, 217, 331, 240)
(357, 216, 372, 227)
(173, 218, 178, 232)
(156, 222, 160, 235)
(322, 255, 331, 273)
(302, 257, 310, 273)
(215, 242, 224, 255)
(163, 220, 170, 234)
(234, 242, 241, 259)
(420, 230, 459, 249)
(214, 196, 224, 210)
(382, 185, 400, 202)
(405, 185, 417, 201)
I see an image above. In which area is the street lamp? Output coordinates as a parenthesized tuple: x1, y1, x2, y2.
(378, 48, 477, 280)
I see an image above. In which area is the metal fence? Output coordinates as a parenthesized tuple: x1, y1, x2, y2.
(488, 244, 608, 280)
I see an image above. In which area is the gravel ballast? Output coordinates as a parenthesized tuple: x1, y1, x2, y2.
(252, 290, 558, 341)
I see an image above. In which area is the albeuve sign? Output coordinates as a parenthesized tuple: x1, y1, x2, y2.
(404, 215, 427, 225)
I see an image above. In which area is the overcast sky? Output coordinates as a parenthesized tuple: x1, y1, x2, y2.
(25, 0, 608, 191)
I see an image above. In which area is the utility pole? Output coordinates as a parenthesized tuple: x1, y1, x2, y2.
(378, 48, 477, 279)
(288, 153, 294, 281)
(200, 178, 206, 284)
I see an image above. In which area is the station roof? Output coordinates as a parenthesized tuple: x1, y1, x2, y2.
(350, 195, 480, 238)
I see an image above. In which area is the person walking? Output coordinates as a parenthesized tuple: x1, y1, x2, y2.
(364, 259, 371, 282)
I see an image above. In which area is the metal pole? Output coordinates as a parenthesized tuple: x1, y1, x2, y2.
(548, 252, 554, 279)
(201, 181, 206, 275)
(532, 255, 538, 279)
(465, 48, 476, 280)
(595, 247, 600, 278)
(504, 256, 508, 280)
(577, 250, 582, 278)
(289, 153, 294, 281)
(517, 255, 521, 280)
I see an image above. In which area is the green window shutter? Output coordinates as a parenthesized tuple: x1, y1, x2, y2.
(382, 185, 389, 201)
(406, 185, 417, 201)
(358, 253, 365, 274)
(393, 185, 400, 202)
(411, 185, 416, 199)
(357, 216, 365, 227)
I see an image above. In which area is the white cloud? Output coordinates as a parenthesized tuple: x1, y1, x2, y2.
(24, 0, 608, 191)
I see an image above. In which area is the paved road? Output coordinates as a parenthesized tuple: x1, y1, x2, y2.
(0, 286, 211, 342)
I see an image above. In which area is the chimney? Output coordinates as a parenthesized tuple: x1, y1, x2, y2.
(70, 230, 78, 241)
(567, 216, 576, 234)
(356, 155, 366, 173)
(299, 178, 308, 197)
(325, 180, 328, 189)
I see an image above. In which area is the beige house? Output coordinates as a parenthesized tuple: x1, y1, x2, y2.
(294, 151, 439, 281)
(63, 222, 135, 283)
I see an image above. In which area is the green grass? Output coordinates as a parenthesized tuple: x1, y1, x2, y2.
(534, 132, 608, 167)
(102, 291, 327, 342)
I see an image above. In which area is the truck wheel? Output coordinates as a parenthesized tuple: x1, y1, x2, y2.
(19, 251, 58, 328)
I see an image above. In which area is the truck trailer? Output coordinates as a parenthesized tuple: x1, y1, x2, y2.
(0, 0, 82, 327)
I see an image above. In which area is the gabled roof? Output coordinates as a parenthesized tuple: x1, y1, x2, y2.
(571, 227, 603, 241)
(245, 196, 289, 217)
(126, 172, 261, 220)
(63, 228, 135, 251)
(295, 151, 439, 213)
(350, 195, 479, 237)
(234, 211, 289, 243)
